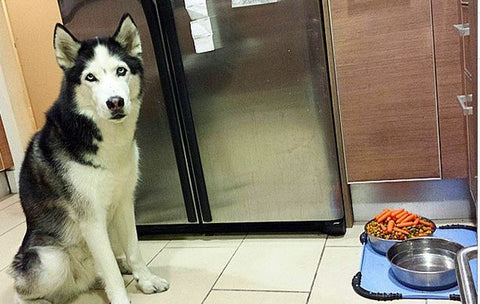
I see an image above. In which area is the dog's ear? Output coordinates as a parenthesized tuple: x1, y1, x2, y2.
(54, 24, 81, 70)
(113, 13, 142, 58)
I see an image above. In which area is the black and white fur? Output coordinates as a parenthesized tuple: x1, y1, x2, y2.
(10, 14, 169, 304)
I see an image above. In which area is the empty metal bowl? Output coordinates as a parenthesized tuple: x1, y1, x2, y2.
(364, 219, 436, 255)
(387, 238, 464, 290)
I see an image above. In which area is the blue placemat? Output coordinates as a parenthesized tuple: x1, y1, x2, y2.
(353, 226, 477, 301)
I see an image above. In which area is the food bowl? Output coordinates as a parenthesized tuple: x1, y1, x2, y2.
(386, 238, 464, 290)
(364, 218, 436, 255)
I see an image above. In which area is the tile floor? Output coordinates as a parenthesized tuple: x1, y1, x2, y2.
(0, 194, 474, 304)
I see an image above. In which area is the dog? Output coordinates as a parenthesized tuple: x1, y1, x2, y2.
(9, 14, 169, 304)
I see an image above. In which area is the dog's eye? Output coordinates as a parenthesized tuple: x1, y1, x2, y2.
(85, 73, 97, 82)
(117, 67, 127, 76)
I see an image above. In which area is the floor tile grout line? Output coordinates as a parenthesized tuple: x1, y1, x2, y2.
(305, 237, 328, 304)
(211, 288, 310, 294)
(145, 240, 171, 266)
(0, 220, 25, 238)
(200, 233, 248, 304)
(0, 200, 20, 212)
(125, 240, 171, 287)
(0, 195, 19, 212)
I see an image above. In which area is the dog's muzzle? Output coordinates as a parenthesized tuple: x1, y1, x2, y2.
(107, 96, 126, 120)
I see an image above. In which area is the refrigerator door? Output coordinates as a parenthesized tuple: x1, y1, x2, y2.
(58, 0, 195, 224)
(170, 0, 344, 223)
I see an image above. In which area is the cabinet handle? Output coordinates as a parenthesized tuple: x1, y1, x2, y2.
(454, 24, 470, 36)
(457, 94, 473, 115)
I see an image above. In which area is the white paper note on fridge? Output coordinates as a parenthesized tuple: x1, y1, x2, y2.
(185, 0, 208, 20)
(190, 17, 215, 53)
(232, 0, 278, 8)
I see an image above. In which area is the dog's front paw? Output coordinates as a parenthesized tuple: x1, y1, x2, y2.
(137, 275, 170, 294)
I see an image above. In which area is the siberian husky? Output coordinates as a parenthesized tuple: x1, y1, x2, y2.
(10, 14, 169, 304)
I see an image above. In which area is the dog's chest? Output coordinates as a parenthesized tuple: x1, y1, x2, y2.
(66, 136, 138, 209)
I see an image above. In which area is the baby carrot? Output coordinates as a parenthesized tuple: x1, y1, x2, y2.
(396, 210, 408, 219)
(380, 224, 387, 232)
(377, 211, 392, 223)
(393, 227, 410, 235)
(374, 209, 389, 222)
(391, 209, 404, 217)
(396, 212, 410, 223)
(387, 220, 395, 233)
(417, 233, 429, 237)
(413, 217, 419, 226)
(397, 221, 415, 228)
(400, 214, 415, 224)
(419, 219, 434, 228)
(375, 209, 390, 221)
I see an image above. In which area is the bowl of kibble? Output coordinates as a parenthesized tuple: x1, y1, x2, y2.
(364, 208, 436, 255)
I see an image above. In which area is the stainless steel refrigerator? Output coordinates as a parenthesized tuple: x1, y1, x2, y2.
(58, 0, 345, 235)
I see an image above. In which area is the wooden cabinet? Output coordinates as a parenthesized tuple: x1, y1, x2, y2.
(0, 116, 13, 171)
(329, 0, 472, 183)
(330, 0, 441, 182)
(458, 0, 477, 202)
(432, 0, 468, 179)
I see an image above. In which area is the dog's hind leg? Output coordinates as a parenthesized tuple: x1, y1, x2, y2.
(12, 246, 77, 304)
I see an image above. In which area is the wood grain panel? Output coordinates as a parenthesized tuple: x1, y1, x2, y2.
(331, 0, 440, 182)
(466, 0, 477, 202)
(432, 0, 468, 179)
(0, 116, 14, 171)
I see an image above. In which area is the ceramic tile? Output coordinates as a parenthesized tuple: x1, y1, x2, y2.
(166, 234, 245, 248)
(126, 247, 237, 304)
(0, 203, 25, 236)
(71, 290, 108, 304)
(0, 223, 26, 271)
(123, 240, 169, 286)
(214, 234, 325, 292)
(0, 270, 15, 304)
(139, 240, 169, 263)
(309, 247, 425, 304)
(326, 223, 365, 247)
(204, 290, 308, 304)
(0, 194, 19, 211)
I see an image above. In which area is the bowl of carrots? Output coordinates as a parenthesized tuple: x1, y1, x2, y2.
(364, 208, 436, 255)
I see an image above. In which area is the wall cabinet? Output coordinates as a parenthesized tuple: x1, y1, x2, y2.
(329, 0, 469, 183)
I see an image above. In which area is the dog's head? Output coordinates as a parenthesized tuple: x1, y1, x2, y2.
(53, 14, 142, 122)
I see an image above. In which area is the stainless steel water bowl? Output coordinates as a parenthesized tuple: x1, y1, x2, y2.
(387, 238, 464, 290)
(364, 219, 436, 255)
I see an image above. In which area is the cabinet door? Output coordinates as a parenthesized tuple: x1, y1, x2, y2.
(466, 0, 477, 202)
(432, 0, 468, 179)
(330, 0, 440, 182)
(0, 117, 13, 171)
(465, 74, 477, 201)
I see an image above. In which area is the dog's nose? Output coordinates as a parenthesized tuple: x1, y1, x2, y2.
(106, 96, 124, 111)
